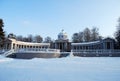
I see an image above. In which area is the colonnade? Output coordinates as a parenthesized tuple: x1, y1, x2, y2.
(4, 39, 50, 51)
(72, 41, 114, 52)
(72, 44, 101, 52)
(55, 42, 68, 52)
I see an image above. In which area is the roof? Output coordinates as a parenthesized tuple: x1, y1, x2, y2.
(72, 37, 115, 46)
(8, 38, 50, 46)
(72, 41, 100, 46)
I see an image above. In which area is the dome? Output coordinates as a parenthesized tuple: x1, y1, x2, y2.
(58, 30, 68, 40)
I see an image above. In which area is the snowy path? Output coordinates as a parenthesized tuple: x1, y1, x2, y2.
(0, 56, 120, 81)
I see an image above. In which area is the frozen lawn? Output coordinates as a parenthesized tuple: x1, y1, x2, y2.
(0, 56, 120, 81)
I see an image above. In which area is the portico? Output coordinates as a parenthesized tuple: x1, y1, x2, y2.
(51, 30, 71, 52)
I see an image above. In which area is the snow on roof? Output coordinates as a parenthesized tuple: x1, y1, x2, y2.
(8, 38, 50, 46)
(72, 41, 100, 45)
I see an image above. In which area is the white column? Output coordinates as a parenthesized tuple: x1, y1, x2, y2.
(14, 44, 16, 50)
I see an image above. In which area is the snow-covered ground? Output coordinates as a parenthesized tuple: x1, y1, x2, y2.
(0, 55, 120, 81)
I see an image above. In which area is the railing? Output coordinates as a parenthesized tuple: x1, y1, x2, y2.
(71, 49, 120, 54)
(15, 48, 60, 53)
(3, 49, 15, 57)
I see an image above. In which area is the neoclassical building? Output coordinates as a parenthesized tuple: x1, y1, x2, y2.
(51, 30, 71, 52)
(3, 31, 116, 53)
(1, 30, 119, 57)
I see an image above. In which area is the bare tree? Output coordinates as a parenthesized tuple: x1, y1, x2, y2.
(78, 32, 84, 42)
(16, 35, 23, 41)
(34, 35, 43, 43)
(91, 27, 99, 41)
(27, 34, 33, 42)
(23, 37, 29, 42)
(83, 28, 91, 42)
(44, 36, 52, 43)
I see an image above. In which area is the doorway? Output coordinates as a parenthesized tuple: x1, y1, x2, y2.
(106, 42, 110, 49)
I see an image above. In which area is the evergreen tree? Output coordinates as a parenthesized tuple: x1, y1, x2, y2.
(0, 19, 5, 48)
(8, 33, 16, 39)
(72, 33, 79, 43)
(115, 17, 120, 49)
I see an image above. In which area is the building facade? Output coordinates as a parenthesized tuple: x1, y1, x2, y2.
(4, 38, 50, 51)
(71, 38, 115, 51)
(1, 30, 119, 57)
(51, 30, 71, 52)
(3, 31, 116, 53)
(71, 38, 118, 56)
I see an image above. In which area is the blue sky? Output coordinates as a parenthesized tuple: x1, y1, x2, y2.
(0, 0, 120, 40)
